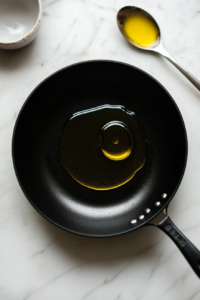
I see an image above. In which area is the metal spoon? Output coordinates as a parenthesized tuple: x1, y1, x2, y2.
(117, 6, 200, 91)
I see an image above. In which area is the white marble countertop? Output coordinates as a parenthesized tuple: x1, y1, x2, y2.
(1, 0, 200, 299)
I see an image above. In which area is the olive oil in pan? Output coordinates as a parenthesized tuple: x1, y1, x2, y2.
(58, 105, 147, 190)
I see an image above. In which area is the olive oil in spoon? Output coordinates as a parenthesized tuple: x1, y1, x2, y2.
(117, 6, 200, 90)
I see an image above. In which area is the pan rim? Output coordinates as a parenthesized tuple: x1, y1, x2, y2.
(12, 59, 188, 237)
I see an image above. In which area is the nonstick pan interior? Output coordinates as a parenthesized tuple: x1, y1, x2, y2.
(12, 61, 187, 236)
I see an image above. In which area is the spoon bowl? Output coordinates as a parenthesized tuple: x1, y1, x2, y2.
(117, 6, 200, 91)
(117, 6, 161, 50)
(0, 0, 42, 50)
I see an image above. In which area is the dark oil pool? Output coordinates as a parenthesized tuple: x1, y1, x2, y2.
(58, 105, 147, 190)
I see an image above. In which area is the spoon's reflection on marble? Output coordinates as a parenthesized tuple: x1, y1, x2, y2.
(0, 0, 42, 50)
(117, 6, 200, 91)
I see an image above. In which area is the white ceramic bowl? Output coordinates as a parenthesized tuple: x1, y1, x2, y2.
(0, 0, 42, 50)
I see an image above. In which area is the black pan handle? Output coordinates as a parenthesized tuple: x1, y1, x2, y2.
(149, 210, 200, 278)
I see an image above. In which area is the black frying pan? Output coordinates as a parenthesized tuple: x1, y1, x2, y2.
(12, 60, 200, 278)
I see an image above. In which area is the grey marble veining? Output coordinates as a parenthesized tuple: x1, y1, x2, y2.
(1, 0, 200, 299)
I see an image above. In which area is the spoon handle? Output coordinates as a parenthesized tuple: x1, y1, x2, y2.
(155, 43, 200, 91)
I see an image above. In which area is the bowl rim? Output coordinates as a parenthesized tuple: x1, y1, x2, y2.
(0, 0, 42, 46)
